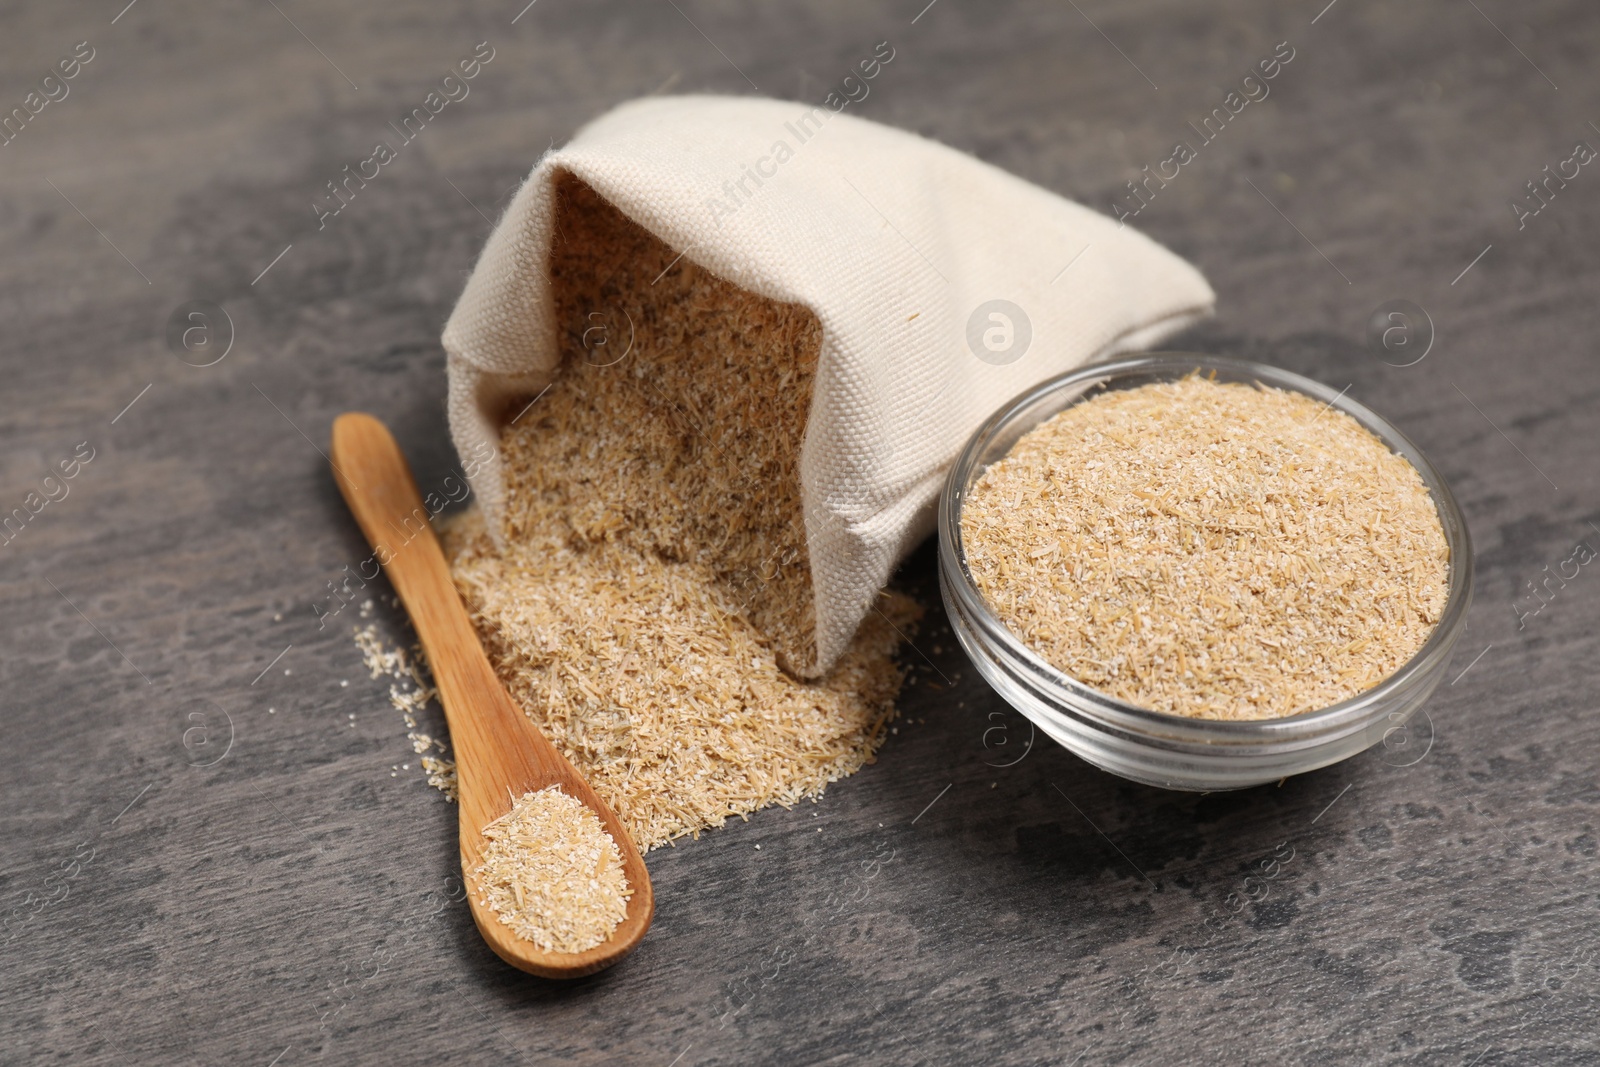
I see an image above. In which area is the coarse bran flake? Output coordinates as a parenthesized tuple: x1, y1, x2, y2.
(961, 375, 1450, 720)
(474, 785, 631, 954)
(442, 176, 918, 851)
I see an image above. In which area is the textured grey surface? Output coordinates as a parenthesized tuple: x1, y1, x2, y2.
(3, 1, 1599, 1064)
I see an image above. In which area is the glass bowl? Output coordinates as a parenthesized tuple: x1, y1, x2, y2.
(938, 353, 1474, 791)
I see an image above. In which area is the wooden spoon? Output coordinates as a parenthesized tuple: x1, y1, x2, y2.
(329, 412, 653, 978)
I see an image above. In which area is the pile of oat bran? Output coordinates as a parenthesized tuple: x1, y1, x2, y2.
(961, 375, 1449, 720)
(444, 177, 917, 851)
(475, 785, 632, 954)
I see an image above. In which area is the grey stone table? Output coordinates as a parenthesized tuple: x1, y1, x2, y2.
(4, 1, 1597, 1063)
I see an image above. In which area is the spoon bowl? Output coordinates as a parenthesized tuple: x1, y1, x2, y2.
(330, 412, 653, 978)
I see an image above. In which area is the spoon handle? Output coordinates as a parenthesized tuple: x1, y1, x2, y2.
(328, 412, 550, 802)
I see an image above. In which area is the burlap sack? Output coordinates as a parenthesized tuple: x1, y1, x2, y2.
(443, 94, 1213, 677)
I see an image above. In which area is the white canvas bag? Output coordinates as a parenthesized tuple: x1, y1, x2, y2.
(443, 94, 1213, 676)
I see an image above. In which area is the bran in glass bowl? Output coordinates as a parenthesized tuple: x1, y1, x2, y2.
(937, 354, 1473, 790)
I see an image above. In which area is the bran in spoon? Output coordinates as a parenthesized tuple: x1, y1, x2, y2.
(475, 785, 631, 954)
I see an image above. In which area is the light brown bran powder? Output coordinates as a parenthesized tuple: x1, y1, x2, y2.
(960, 375, 1449, 720)
(474, 786, 631, 954)
(443, 176, 918, 851)
(354, 619, 459, 800)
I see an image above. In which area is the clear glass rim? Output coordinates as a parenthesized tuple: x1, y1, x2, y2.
(938, 352, 1476, 744)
